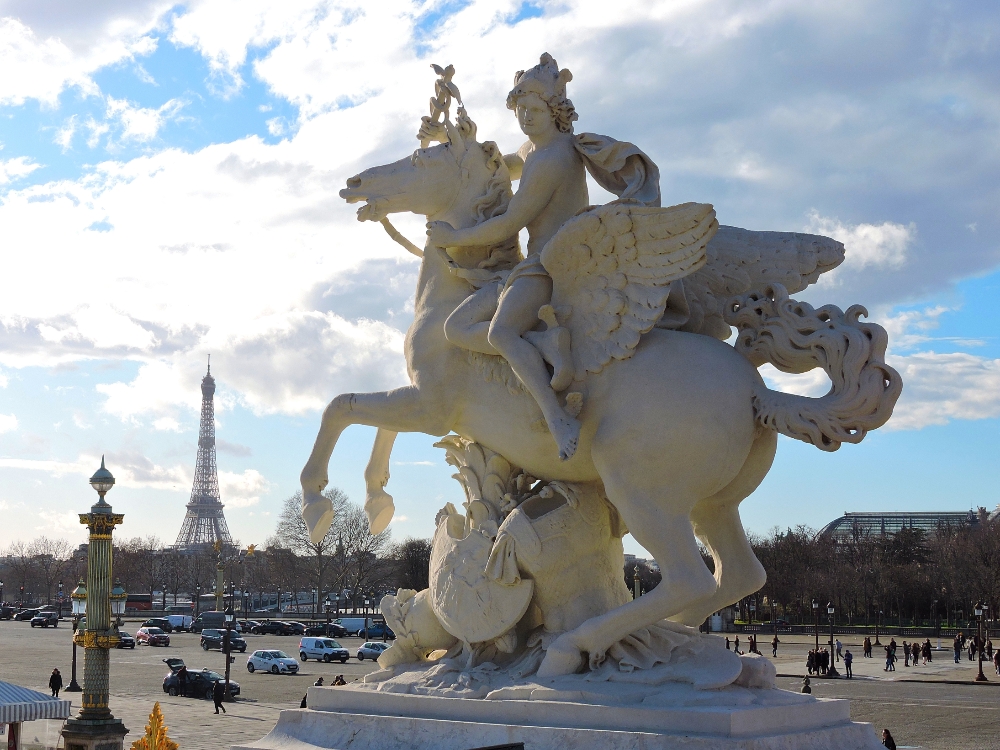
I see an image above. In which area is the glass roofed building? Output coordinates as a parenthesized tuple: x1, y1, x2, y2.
(818, 510, 986, 541)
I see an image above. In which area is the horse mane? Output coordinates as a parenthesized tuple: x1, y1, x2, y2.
(467, 140, 522, 271)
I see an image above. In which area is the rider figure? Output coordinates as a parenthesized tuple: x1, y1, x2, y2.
(426, 54, 661, 461)
(427, 54, 586, 460)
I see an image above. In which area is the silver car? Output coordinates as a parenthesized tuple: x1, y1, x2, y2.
(357, 642, 389, 661)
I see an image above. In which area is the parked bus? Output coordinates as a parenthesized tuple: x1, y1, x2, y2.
(125, 594, 152, 611)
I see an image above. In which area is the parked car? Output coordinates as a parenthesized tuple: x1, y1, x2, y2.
(365, 622, 395, 640)
(13, 609, 41, 621)
(165, 614, 193, 632)
(136, 626, 170, 646)
(250, 620, 295, 636)
(30, 612, 60, 628)
(246, 649, 299, 674)
(116, 632, 136, 649)
(200, 628, 247, 653)
(283, 622, 306, 635)
(141, 618, 173, 633)
(357, 642, 389, 661)
(298, 637, 349, 663)
(304, 623, 347, 638)
(162, 658, 240, 699)
(0, 605, 15, 620)
(239, 620, 261, 632)
(334, 617, 387, 636)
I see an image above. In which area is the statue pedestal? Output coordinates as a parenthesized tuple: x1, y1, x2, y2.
(235, 685, 883, 750)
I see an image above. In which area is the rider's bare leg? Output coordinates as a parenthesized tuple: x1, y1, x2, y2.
(443, 282, 500, 355)
(364, 429, 398, 535)
(301, 386, 448, 542)
(487, 275, 580, 460)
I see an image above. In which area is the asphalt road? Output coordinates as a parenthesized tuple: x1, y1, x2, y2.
(3, 621, 999, 750)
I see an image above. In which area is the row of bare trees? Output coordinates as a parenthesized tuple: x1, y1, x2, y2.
(0, 489, 432, 612)
(748, 514, 1000, 628)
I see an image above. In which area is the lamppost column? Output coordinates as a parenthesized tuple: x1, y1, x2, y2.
(62, 458, 128, 750)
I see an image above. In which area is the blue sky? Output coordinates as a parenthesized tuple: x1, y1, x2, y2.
(1, 0, 999, 554)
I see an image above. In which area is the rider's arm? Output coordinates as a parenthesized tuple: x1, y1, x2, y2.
(503, 142, 533, 182)
(446, 151, 562, 246)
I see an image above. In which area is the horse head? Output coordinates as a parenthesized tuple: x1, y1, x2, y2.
(340, 111, 514, 239)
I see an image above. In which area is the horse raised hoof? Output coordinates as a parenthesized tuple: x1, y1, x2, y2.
(302, 492, 334, 544)
(364, 487, 396, 535)
(537, 634, 586, 677)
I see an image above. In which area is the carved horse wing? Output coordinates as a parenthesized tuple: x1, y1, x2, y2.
(541, 202, 717, 380)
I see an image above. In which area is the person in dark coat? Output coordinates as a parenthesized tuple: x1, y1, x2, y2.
(901, 641, 909, 667)
(177, 666, 188, 697)
(771, 634, 779, 657)
(843, 649, 853, 678)
(213, 680, 227, 714)
(48, 669, 62, 697)
(881, 728, 897, 749)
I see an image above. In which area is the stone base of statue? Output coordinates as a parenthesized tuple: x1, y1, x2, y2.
(61, 717, 128, 750)
(235, 680, 882, 750)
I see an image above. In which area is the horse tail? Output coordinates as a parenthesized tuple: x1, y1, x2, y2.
(725, 284, 902, 451)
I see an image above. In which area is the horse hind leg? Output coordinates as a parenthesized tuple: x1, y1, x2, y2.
(671, 429, 777, 627)
(538, 475, 715, 677)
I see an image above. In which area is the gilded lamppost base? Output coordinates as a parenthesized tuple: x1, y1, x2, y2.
(61, 717, 129, 750)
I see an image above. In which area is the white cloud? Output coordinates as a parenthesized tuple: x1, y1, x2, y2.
(0, 156, 41, 184)
(807, 211, 916, 275)
(0, 413, 18, 432)
(219, 468, 273, 509)
(106, 96, 185, 143)
(887, 351, 1000, 430)
(152, 417, 182, 431)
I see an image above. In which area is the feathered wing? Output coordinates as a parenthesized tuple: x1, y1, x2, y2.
(541, 202, 717, 379)
(674, 226, 846, 340)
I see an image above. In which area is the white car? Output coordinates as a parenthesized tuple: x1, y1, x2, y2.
(357, 642, 389, 661)
(246, 649, 299, 675)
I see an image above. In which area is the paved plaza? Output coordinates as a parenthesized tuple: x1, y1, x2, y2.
(2, 621, 999, 749)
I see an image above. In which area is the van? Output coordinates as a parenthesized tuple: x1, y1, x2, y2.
(333, 617, 379, 636)
(165, 614, 193, 632)
(298, 637, 350, 663)
(190, 611, 226, 633)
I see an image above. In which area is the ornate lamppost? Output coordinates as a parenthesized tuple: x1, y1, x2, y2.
(826, 602, 839, 677)
(61, 458, 129, 750)
(58, 581, 64, 619)
(975, 601, 988, 682)
(1, 578, 4, 606)
(812, 599, 819, 655)
(223, 606, 236, 700)
(875, 609, 882, 646)
(67, 580, 86, 692)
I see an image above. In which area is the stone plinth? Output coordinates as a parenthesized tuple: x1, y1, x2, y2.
(61, 717, 128, 750)
(234, 685, 883, 750)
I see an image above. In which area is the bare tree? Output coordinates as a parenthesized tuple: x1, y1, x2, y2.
(27, 537, 73, 605)
(392, 538, 432, 592)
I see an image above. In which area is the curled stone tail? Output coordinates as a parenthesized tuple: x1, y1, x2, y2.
(726, 284, 902, 451)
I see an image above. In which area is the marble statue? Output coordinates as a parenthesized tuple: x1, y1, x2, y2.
(284, 57, 900, 747)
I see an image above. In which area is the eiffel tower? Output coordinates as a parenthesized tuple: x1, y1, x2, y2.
(173, 358, 233, 550)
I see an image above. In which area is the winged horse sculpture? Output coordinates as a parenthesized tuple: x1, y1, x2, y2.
(299, 69, 901, 677)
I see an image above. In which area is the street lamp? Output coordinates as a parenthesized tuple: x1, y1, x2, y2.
(111, 580, 127, 626)
(875, 609, 882, 646)
(58, 581, 64, 619)
(325, 602, 332, 637)
(196, 585, 202, 616)
(1, 578, 4, 606)
(975, 601, 988, 682)
(826, 602, 839, 677)
(61, 456, 129, 750)
(223, 606, 236, 701)
(67, 580, 86, 692)
(812, 599, 819, 655)
(749, 598, 756, 624)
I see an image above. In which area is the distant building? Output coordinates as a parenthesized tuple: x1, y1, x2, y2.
(818, 510, 986, 541)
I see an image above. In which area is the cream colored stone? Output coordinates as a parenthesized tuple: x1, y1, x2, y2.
(299, 56, 902, 685)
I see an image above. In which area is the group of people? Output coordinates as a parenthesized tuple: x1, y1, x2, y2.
(804, 646, 852, 677)
(724, 634, 763, 655)
(953, 632, 997, 671)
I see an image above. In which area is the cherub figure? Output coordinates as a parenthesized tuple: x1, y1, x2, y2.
(425, 53, 660, 461)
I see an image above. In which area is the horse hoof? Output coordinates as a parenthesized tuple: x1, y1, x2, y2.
(364, 489, 395, 535)
(537, 637, 585, 677)
(302, 494, 334, 543)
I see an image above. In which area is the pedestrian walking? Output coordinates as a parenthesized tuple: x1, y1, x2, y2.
(902, 641, 909, 667)
(844, 649, 853, 678)
(734, 635, 741, 655)
(213, 680, 227, 714)
(725, 636, 731, 650)
(987, 639, 994, 661)
(835, 639, 842, 662)
(954, 635, 962, 663)
(993, 648, 1000, 676)
(881, 728, 897, 749)
(48, 669, 62, 698)
(921, 640, 930, 665)
(771, 634, 779, 657)
(806, 650, 816, 675)
(863, 636, 872, 658)
(884, 644, 895, 672)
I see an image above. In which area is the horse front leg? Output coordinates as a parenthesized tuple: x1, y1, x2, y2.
(363, 429, 398, 535)
(300, 386, 446, 542)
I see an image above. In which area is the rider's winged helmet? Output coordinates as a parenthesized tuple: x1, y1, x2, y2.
(506, 52, 578, 134)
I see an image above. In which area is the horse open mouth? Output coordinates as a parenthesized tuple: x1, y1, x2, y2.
(340, 176, 367, 204)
